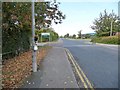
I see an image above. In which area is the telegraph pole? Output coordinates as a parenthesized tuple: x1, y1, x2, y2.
(110, 17, 113, 36)
(32, 0, 37, 72)
(110, 10, 113, 36)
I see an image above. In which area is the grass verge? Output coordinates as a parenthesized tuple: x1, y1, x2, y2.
(91, 36, 120, 45)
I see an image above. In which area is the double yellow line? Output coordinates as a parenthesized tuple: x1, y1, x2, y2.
(65, 48, 94, 90)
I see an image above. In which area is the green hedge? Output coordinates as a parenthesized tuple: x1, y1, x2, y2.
(2, 28, 31, 60)
(91, 36, 120, 45)
(2, 2, 32, 60)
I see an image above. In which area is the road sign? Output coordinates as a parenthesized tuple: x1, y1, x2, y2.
(41, 33, 50, 42)
(41, 33, 50, 36)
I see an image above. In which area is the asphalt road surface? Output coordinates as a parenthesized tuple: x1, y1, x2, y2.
(50, 38, 118, 88)
(63, 39, 118, 88)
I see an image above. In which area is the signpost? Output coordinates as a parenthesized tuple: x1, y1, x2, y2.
(41, 33, 50, 42)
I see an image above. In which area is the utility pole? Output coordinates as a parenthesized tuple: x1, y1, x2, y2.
(110, 10, 113, 36)
(118, 1, 120, 17)
(32, 0, 37, 72)
(110, 17, 113, 36)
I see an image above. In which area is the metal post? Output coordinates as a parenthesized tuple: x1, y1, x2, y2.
(32, 0, 37, 72)
(110, 19, 113, 36)
(110, 10, 113, 36)
(0, 1, 2, 90)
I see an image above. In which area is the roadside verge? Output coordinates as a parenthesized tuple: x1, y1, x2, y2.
(2, 46, 51, 89)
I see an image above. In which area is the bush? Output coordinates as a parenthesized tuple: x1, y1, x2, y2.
(91, 36, 119, 45)
(98, 32, 110, 37)
(2, 29, 31, 60)
(2, 2, 32, 60)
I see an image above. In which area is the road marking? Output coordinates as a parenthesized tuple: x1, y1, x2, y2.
(69, 53, 88, 89)
(65, 48, 94, 90)
(70, 54, 94, 90)
(68, 51, 94, 88)
(65, 49, 88, 89)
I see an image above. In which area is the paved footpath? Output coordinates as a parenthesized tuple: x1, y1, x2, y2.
(22, 47, 78, 88)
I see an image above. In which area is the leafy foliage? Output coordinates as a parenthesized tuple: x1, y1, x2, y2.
(35, 2, 66, 29)
(64, 33, 69, 38)
(91, 10, 120, 36)
(72, 34, 76, 39)
(83, 34, 92, 39)
(2, 2, 65, 59)
(91, 36, 119, 45)
(2, 2, 31, 60)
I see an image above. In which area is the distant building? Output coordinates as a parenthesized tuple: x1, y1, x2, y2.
(118, 1, 120, 17)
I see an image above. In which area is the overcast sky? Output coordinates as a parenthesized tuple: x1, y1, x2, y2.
(51, 0, 119, 36)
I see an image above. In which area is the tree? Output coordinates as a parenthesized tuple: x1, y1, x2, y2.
(66, 33, 69, 38)
(2, 2, 32, 57)
(2, 2, 65, 58)
(3, 2, 65, 31)
(60, 36, 63, 38)
(35, 2, 66, 29)
(64, 33, 69, 38)
(78, 30, 82, 38)
(72, 34, 76, 39)
(84, 34, 91, 38)
(91, 10, 120, 37)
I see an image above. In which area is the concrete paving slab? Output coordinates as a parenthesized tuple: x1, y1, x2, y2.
(22, 47, 78, 88)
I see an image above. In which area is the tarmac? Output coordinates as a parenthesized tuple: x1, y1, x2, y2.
(21, 47, 79, 88)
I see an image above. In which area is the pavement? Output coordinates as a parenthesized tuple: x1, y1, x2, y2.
(21, 47, 78, 88)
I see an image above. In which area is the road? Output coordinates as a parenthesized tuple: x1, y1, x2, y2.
(49, 38, 118, 88)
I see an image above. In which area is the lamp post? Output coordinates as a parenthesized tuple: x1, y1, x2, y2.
(110, 18, 113, 36)
(32, 0, 37, 72)
(110, 19, 118, 36)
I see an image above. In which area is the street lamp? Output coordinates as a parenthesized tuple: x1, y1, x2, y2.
(110, 19, 118, 36)
(110, 18, 113, 36)
(32, 0, 37, 72)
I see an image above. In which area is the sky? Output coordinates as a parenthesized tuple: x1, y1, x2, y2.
(50, 0, 119, 36)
